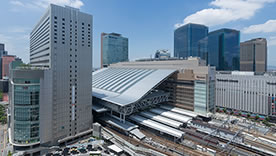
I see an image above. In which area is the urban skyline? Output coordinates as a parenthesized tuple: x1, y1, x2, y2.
(1, 1, 276, 156)
(0, 0, 276, 68)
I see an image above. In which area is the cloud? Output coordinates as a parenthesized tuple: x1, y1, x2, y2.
(10, 0, 84, 9)
(243, 20, 276, 34)
(268, 36, 276, 46)
(175, 0, 276, 28)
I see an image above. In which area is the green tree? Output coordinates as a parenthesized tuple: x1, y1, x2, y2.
(216, 108, 220, 112)
(247, 114, 251, 118)
(0, 91, 3, 101)
(223, 108, 227, 113)
(255, 115, 259, 120)
(8, 151, 12, 156)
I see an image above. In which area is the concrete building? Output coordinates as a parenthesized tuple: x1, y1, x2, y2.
(2, 55, 15, 78)
(154, 49, 170, 59)
(0, 43, 9, 79)
(240, 38, 267, 73)
(9, 4, 92, 154)
(174, 23, 208, 59)
(111, 57, 216, 114)
(101, 33, 128, 67)
(216, 71, 276, 117)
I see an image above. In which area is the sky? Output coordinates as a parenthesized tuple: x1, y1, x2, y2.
(0, 0, 276, 68)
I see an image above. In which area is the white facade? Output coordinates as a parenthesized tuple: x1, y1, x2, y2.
(29, 4, 93, 145)
(216, 72, 276, 116)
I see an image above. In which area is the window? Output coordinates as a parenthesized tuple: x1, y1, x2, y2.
(62, 27, 65, 29)
(54, 41, 57, 43)
(88, 24, 90, 27)
(82, 23, 84, 25)
(62, 42, 65, 44)
(54, 16, 57, 19)
(62, 18, 65, 21)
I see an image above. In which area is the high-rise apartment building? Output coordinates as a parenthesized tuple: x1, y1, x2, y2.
(174, 23, 208, 59)
(207, 28, 240, 71)
(10, 4, 92, 154)
(240, 38, 267, 73)
(101, 32, 128, 67)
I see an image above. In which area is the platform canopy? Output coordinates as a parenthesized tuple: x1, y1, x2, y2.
(92, 67, 176, 106)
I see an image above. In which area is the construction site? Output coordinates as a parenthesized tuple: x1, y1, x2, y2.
(92, 67, 276, 156)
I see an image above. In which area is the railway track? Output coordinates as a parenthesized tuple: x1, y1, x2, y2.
(245, 139, 276, 154)
(140, 128, 210, 156)
(215, 136, 274, 156)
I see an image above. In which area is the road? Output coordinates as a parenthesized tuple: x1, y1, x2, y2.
(0, 124, 8, 156)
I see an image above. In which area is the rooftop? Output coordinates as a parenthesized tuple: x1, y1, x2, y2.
(92, 67, 176, 106)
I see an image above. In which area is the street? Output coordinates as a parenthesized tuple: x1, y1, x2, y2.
(0, 124, 7, 156)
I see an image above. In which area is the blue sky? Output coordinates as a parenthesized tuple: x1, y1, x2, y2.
(0, 0, 276, 68)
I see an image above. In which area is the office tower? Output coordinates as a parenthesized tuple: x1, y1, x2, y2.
(240, 38, 267, 72)
(101, 32, 128, 67)
(0, 43, 8, 79)
(154, 49, 170, 59)
(174, 23, 208, 59)
(10, 4, 92, 154)
(208, 28, 240, 71)
(2, 55, 15, 78)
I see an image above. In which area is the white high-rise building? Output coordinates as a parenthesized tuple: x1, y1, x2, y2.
(10, 4, 92, 154)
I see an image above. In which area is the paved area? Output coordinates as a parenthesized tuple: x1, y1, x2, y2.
(0, 124, 8, 156)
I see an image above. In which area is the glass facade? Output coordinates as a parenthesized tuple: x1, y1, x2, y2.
(101, 33, 128, 67)
(207, 29, 240, 71)
(194, 80, 207, 114)
(174, 23, 208, 59)
(13, 78, 40, 144)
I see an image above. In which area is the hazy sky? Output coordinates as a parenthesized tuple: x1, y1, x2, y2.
(0, 0, 276, 68)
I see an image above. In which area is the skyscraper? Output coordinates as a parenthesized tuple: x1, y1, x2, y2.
(174, 23, 208, 59)
(101, 32, 128, 67)
(240, 38, 267, 72)
(10, 4, 92, 154)
(207, 28, 240, 71)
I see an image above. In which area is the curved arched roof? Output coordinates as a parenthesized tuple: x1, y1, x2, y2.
(92, 67, 176, 106)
